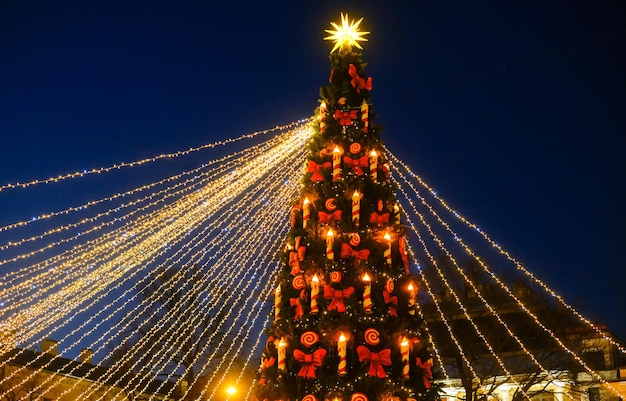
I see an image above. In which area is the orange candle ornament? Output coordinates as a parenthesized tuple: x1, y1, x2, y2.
(311, 275, 320, 315)
(326, 229, 335, 260)
(361, 99, 369, 133)
(384, 232, 392, 265)
(332, 146, 341, 181)
(352, 190, 360, 227)
(320, 101, 328, 133)
(362, 273, 372, 314)
(401, 336, 410, 379)
(274, 286, 281, 321)
(369, 149, 377, 182)
(303, 198, 310, 229)
(408, 282, 416, 315)
(278, 338, 287, 371)
(338, 332, 347, 376)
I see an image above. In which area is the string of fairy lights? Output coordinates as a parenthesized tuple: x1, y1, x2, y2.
(0, 120, 622, 400)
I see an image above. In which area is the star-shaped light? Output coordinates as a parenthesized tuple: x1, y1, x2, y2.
(324, 13, 369, 53)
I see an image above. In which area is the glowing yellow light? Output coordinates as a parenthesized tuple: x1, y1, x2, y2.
(327, 229, 334, 238)
(324, 13, 369, 53)
(226, 386, 236, 395)
(312, 274, 319, 283)
(384, 231, 391, 241)
(362, 273, 371, 282)
(401, 337, 409, 347)
(339, 333, 346, 342)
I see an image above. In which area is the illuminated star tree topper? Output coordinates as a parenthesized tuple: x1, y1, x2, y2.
(324, 12, 369, 53)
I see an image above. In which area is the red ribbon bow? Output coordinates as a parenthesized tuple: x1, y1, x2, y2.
(343, 155, 369, 176)
(318, 210, 343, 225)
(288, 246, 306, 275)
(356, 346, 391, 378)
(323, 285, 354, 312)
(399, 237, 409, 273)
(369, 212, 390, 227)
(290, 295, 304, 320)
(349, 64, 373, 93)
(334, 109, 358, 126)
(415, 357, 433, 388)
(382, 289, 398, 316)
(307, 160, 331, 182)
(293, 348, 327, 379)
(340, 243, 370, 261)
(259, 356, 276, 386)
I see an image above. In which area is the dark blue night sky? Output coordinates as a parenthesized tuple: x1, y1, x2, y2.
(1, 1, 625, 336)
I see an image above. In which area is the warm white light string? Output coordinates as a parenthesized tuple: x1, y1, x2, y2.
(66, 124, 310, 396)
(0, 119, 311, 193)
(388, 151, 622, 397)
(1, 125, 311, 349)
(126, 132, 305, 400)
(1, 123, 310, 398)
(90, 138, 304, 401)
(392, 166, 558, 381)
(396, 182, 534, 400)
(386, 148, 626, 357)
(0, 125, 300, 249)
(0, 123, 302, 295)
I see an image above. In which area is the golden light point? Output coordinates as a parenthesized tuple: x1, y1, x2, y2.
(312, 274, 319, 282)
(303, 197, 310, 204)
(401, 337, 409, 347)
(339, 332, 346, 341)
(327, 228, 334, 238)
(226, 386, 237, 395)
(362, 273, 371, 282)
(384, 231, 391, 241)
(370, 149, 377, 157)
(408, 283, 414, 291)
(333, 146, 341, 153)
(324, 13, 369, 53)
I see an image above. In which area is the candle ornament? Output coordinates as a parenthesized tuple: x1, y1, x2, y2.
(338, 332, 347, 376)
(369, 149, 377, 182)
(303, 198, 311, 229)
(362, 273, 372, 314)
(352, 190, 360, 227)
(332, 146, 342, 181)
(310, 274, 320, 315)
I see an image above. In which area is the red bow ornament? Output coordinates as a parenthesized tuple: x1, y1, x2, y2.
(415, 357, 433, 389)
(293, 348, 327, 379)
(288, 245, 306, 275)
(307, 160, 331, 182)
(318, 210, 343, 225)
(340, 243, 370, 262)
(259, 356, 276, 386)
(356, 346, 392, 378)
(369, 212, 390, 227)
(334, 109, 358, 126)
(343, 155, 369, 176)
(382, 289, 398, 316)
(349, 64, 373, 93)
(398, 237, 409, 273)
(324, 285, 355, 312)
(290, 290, 306, 320)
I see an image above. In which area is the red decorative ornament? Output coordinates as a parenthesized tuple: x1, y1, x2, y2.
(334, 109, 358, 126)
(288, 241, 306, 275)
(348, 233, 361, 247)
(343, 155, 369, 176)
(307, 160, 332, 182)
(356, 346, 391, 378)
(324, 285, 355, 312)
(368, 211, 390, 227)
(293, 348, 327, 379)
(303, 395, 318, 401)
(363, 328, 380, 345)
(349, 142, 363, 154)
(318, 210, 342, 225)
(300, 331, 320, 347)
(351, 393, 368, 401)
(325, 198, 337, 211)
(382, 287, 398, 317)
(348, 64, 373, 93)
(340, 242, 370, 262)
(292, 275, 306, 290)
(416, 357, 433, 388)
(398, 237, 409, 273)
(330, 270, 342, 283)
(290, 290, 306, 320)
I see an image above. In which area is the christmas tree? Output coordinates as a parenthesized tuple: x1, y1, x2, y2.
(255, 14, 434, 401)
